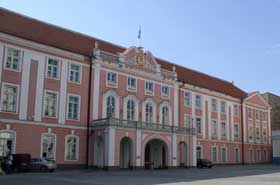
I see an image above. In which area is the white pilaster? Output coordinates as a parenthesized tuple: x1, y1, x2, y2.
(226, 103, 230, 141)
(136, 129, 142, 166)
(207, 96, 211, 138)
(0, 44, 4, 85)
(242, 103, 247, 143)
(93, 63, 101, 120)
(19, 51, 31, 120)
(192, 136, 197, 166)
(217, 100, 221, 140)
(202, 96, 207, 138)
(268, 108, 271, 144)
(230, 103, 235, 141)
(58, 61, 68, 124)
(104, 127, 115, 167)
(192, 93, 196, 129)
(34, 54, 45, 121)
(172, 133, 177, 166)
(173, 84, 179, 127)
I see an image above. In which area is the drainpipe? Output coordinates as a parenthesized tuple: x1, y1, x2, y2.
(241, 97, 245, 165)
(86, 54, 93, 168)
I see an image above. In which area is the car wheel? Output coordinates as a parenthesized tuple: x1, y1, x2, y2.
(40, 166, 48, 172)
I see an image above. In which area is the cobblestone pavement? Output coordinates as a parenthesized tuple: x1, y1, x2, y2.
(1, 164, 280, 185)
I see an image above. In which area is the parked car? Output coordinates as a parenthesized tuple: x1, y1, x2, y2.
(197, 159, 213, 168)
(30, 158, 57, 172)
(12, 154, 31, 172)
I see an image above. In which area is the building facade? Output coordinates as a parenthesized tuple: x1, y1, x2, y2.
(0, 8, 272, 169)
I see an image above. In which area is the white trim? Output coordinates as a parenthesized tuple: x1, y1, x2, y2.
(173, 84, 179, 127)
(126, 76, 137, 92)
(40, 132, 56, 159)
(183, 90, 192, 108)
(159, 101, 172, 126)
(66, 94, 81, 121)
(0, 82, 20, 114)
(68, 62, 82, 84)
(92, 63, 100, 120)
(42, 90, 59, 119)
(3, 45, 23, 72)
(172, 133, 177, 166)
(196, 145, 203, 159)
(234, 147, 240, 162)
(192, 136, 197, 166)
(102, 90, 120, 119)
(58, 61, 68, 124)
(0, 44, 4, 85)
(123, 94, 139, 121)
(142, 98, 156, 123)
(45, 56, 61, 80)
(161, 85, 170, 99)
(144, 80, 154, 96)
(0, 129, 17, 154)
(106, 70, 118, 88)
(212, 145, 218, 162)
(245, 92, 271, 108)
(64, 134, 79, 161)
(221, 146, 227, 162)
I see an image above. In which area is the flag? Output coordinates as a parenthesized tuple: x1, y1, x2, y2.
(138, 26, 141, 39)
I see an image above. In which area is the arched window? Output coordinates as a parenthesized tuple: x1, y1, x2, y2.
(127, 99, 135, 121)
(162, 106, 169, 125)
(0, 131, 15, 157)
(106, 95, 115, 118)
(145, 103, 153, 123)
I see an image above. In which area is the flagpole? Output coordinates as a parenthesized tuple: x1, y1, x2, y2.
(138, 25, 141, 47)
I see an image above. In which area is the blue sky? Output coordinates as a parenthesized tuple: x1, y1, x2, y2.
(1, 0, 280, 95)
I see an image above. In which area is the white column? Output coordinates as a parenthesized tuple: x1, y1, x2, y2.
(242, 103, 247, 143)
(268, 108, 272, 144)
(202, 96, 207, 138)
(172, 133, 177, 166)
(58, 61, 68, 124)
(217, 100, 221, 140)
(136, 129, 142, 166)
(34, 54, 45, 122)
(192, 135, 197, 166)
(173, 84, 179, 127)
(104, 127, 115, 167)
(0, 44, 4, 85)
(231, 103, 235, 141)
(19, 51, 31, 120)
(208, 97, 211, 138)
(226, 103, 230, 141)
(93, 63, 101, 120)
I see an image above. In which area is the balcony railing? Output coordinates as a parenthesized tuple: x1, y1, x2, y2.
(92, 117, 195, 135)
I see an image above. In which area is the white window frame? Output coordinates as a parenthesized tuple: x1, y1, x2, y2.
(184, 114, 192, 128)
(263, 128, 267, 144)
(142, 98, 156, 123)
(256, 110, 260, 121)
(66, 94, 81, 121)
(234, 123, 239, 140)
(102, 90, 120, 119)
(106, 71, 118, 87)
(234, 147, 240, 162)
(195, 95, 202, 109)
(0, 82, 20, 114)
(233, 104, 238, 116)
(45, 57, 61, 80)
(212, 146, 218, 162)
(248, 108, 252, 120)
(221, 122, 227, 138)
(196, 117, 202, 135)
(221, 147, 227, 162)
(40, 133, 56, 159)
(196, 145, 203, 159)
(256, 127, 260, 143)
(127, 77, 137, 92)
(64, 135, 79, 161)
(68, 62, 82, 84)
(4, 46, 22, 72)
(211, 99, 217, 112)
(145, 81, 154, 96)
(0, 130, 17, 156)
(211, 120, 218, 137)
(249, 149, 254, 162)
(43, 90, 59, 118)
(184, 91, 192, 107)
(161, 85, 169, 98)
(159, 102, 172, 126)
(220, 101, 226, 113)
(256, 149, 261, 162)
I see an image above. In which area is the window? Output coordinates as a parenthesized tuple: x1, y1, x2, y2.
(195, 95, 202, 108)
(256, 110, 260, 121)
(264, 150, 268, 161)
(1, 84, 18, 113)
(249, 149, 254, 162)
(233, 104, 238, 116)
(262, 112, 267, 122)
(145, 81, 154, 95)
(211, 120, 218, 137)
(249, 124, 253, 142)
(67, 95, 80, 120)
(221, 101, 226, 113)
(0, 131, 15, 157)
(184, 92, 191, 107)
(107, 72, 117, 85)
(127, 99, 135, 121)
(263, 128, 267, 144)
(196, 146, 202, 160)
(248, 108, 252, 119)
(44, 91, 58, 118)
(65, 136, 78, 161)
(145, 103, 153, 123)
(161, 85, 169, 97)
(184, 114, 191, 128)
(256, 150, 261, 162)
(221, 122, 227, 137)
(234, 124, 239, 140)
(256, 127, 260, 143)
(127, 77, 136, 90)
(162, 106, 169, 125)
(5, 47, 21, 71)
(47, 58, 60, 79)
(106, 96, 115, 118)
(211, 99, 217, 112)
(234, 148, 239, 162)
(196, 117, 202, 134)
(212, 147, 217, 162)
(41, 133, 56, 159)
(69, 63, 81, 83)
(221, 147, 227, 162)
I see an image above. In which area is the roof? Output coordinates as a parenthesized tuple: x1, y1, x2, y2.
(0, 7, 246, 99)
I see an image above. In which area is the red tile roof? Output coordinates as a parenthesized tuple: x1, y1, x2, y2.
(0, 8, 246, 99)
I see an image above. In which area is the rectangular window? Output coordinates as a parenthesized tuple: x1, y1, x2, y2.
(212, 147, 217, 162)
(195, 95, 202, 108)
(196, 117, 202, 134)
(234, 148, 240, 162)
(249, 124, 253, 142)
(256, 127, 260, 143)
(184, 114, 191, 128)
(145, 81, 154, 95)
(69, 63, 81, 83)
(263, 128, 267, 144)
(221, 148, 227, 162)
(234, 104, 238, 116)
(211, 120, 217, 137)
(65, 136, 78, 161)
(44, 91, 58, 118)
(211, 99, 217, 112)
(248, 108, 252, 119)
(1, 84, 18, 113)
(262, 112, 267, 122)
(249, 149, 254, 162)
(257, 150, 261, 162)
(264, 150, 268, 161)
(107, 72, 117, 85)
(161, 85, 169, 97)
(256, 110, 260, 121)
(127, 77, 136, 90)
(67, 95, 80, 120)
(221, 122, 227, 137)
(234, 124, 239, 140)
(221, 101, 226, 113)
(184, 92, 191, 107)
(41, 134, 56, 159)
(47, 58, 60, 79)
(5, 47, 21, 71)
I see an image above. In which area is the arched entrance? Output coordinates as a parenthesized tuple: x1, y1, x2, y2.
(119, 137, 133, 169)
(0, 131, 15, 157)
(95, 136, 104, 168)
(178, 142, 188, 167)
(144, 139, 168, 169)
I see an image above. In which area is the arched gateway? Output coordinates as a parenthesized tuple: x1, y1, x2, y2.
(119, 137, 133, 169)
(144, 139, 168, 169)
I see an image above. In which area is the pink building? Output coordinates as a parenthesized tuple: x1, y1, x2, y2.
(0, 8, 272, 169)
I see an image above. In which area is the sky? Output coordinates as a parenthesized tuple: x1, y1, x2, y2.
(1, 0, 280, 95)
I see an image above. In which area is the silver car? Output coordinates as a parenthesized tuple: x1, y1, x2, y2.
(30, 158, 57, 172)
